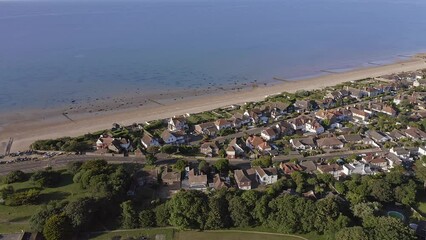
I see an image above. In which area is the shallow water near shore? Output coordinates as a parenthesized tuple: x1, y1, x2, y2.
(1, 0, 426, 112)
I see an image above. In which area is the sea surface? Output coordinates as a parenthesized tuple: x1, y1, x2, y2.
(1, 0, 426, 111)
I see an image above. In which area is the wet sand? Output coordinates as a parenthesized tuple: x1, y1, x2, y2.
(1, 55, 425, 153)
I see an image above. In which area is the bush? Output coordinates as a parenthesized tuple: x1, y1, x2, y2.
(31, 170, 61, 188)
(4, 170, 27, 184)
(9, 188, 40, 206)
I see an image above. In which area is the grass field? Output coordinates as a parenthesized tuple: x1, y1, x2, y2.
(175, 231, 308, 240)
(0, 171, 90, 233)
(87, 228, 175, 240)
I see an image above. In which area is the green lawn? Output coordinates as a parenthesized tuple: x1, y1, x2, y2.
(175, 231, 309, 240)
(87, 228, 175, 240)
(0, 171, 90, 233)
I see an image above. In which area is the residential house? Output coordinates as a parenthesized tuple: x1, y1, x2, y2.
(362, 154, 388, 169)
(280, 162, 304, 175)
(340, 134, 363, 144)
(305, 120, 324, 134)
(317, 164, 344, 179)
(274, 121, 295, 136)
(194, 122, 216, 135)
(385, 152, 403, 168)
(369, 103, 397, 116)
(254, 167, 278, 185)
(244, 109, 263, 123)
(316, 137, 344, 149)
(403, 127, 426, 141)
(261, 127, 278, 141)
(161, 130, 186, 145)
(226, 138, 245, 159)
(389, 147, 410, 160)
(200, 141, 220, 157)
(294, 100, 316, 113)
(214, 119, 232, 131)
(300, 160, 317, 174)
(212, 174, 228, 190)
(246, 135, 272, 152)
(161, 169, 181, 197)
(387, 129, 406, 141)
(346, 87, 365, 99)
(349, 107, 370, 122)
(168, 116, 188, 132)
(188, 169, 208, 190)
(141, 135, 160, 149)
(364, 87, 381, 97)
(366, 130, 389, 143)
(234, 169, 252, 190)
(342, 162, 373, 176)
(290, 137, 316, 150)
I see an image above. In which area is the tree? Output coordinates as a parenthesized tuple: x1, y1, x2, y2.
(120, 200, 138, 229)
(63, 198, 97, 232)
(228, 195, 252, 227)
(370, 179, 393, 202)
(214, 159, 229, 173)
(335, 227, 369, 240)
(218, 149, 227, 158)
(394, 180, 416, 206)
(174, 159, 188, 172)
(30, 170, 61, 188)
(155, 204, 170, 227)
(168, 190, 209, 229)
(368, 216, 416, 240)
(139, 209, 155, 227)
(205, 195, 231, 229)
(351, 202, 381, 220)
(414, 156, 426, 188)
(145, 154, 157, 165)
(146, 146, 160, 155)
(43, 214, 73, 240)
(198, 160, 209, 174)
(30, 201, 67, 232)
(4, 170, 27, 184)
(251, 155, 272, 168)
(161, 145, 177, 154)
(0, 185, 14, 200)
(66, 161, 83, 175)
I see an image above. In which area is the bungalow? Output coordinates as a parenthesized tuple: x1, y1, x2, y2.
(316, 137, 344, 149)
(161, 130, 186, 145)
(362, 154, 388, 169)
(246, 136, 272, 152)
(317, 164, 344, 179)
(340, 134, 363, 144)
(389, 147, 410, 160)
(212, 174, 228, 190)
(349, 107, 370, 122)
(403, 127, 426, 141)
(319, 98, 337, 109)
(385, 152, 403, 168)
(294, 100, 316, 113)
(244, 109, 262, 123)
(226, 138, 245, 159)
(315, 110, 338, 124)
(168, 116, 188, 132)
(234, 169, 252, 190)
(364, 87, 381, 97)
(290, 137, 316, 150)
(200, 141, 220, 157)
(387, 129, 406, 141)
(343, 162, 373, 176)
(231, 113, 251, 127)
(366, 130, 389, 143)
(346, 87, 365, 99)
(305, 120, 324, 134)
(254, 167, 278, 185)
(161, 169, 182, 197)
(188, 169, 208, 190)
(370, 103, 397, 116)
(274, 121, 295, 136)
(261, 127, 278, 141)
(141, 135, 160, 149)
(194, 122, 216, 135)
(280, 162, 304, 175)
(300, 160, 317, 173)
(214, 119, 232, 131)
(96, 135, 132, 153)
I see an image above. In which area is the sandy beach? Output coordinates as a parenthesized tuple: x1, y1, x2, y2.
(1, 55, 425, 153)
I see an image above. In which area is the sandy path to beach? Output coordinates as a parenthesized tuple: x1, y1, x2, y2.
(1, 57, 425, 152)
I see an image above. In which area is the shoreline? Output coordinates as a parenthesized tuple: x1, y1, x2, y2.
(1, 55, 426, 153)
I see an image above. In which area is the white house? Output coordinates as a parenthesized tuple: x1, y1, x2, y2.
(419, 146, 426, 156)
(261, 128, 277, 141)
(389, 147, 410, 160)
(168, 116, 188, 132)
(343, 162, 373, 176)
(161, 130, 185, 145)
(141, 135, 160, 148)
(254, 167, 278, 185)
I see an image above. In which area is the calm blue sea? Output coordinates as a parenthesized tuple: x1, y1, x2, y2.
(1, 0, 426, 111)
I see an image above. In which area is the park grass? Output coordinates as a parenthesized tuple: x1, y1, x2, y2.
(175, 230, 312, 240)
(0, 171, 90, 233)
(87, 228, 175, 240)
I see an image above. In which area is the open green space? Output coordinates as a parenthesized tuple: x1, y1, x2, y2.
(0, 171, 90, 233)
(88, 228, 175, 240)
(175, 231, 308, 240)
